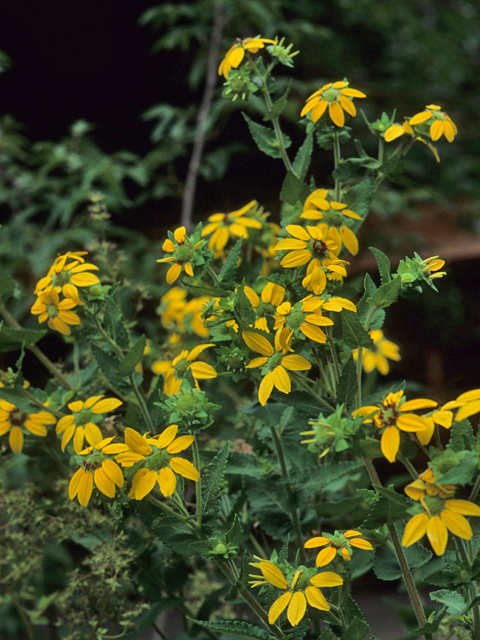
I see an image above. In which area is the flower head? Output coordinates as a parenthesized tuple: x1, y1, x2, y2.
(152, 344, 217, 396)
(31, 289, 81, 335)
(274, 225, 339, 271)
(243, 329, 311, 405)
(157, 226, 205, 285)
(56, 395, 122, 453)
(201, 201, 263, 256)
(69, 436, 128, 507)
(353, 391, 437, 462)
(300, 81, 366, 128)
(305, 530, 373, 567)
(34, 251, 100, 304)
(416, 407, 453, 445)
(274, 297, 334, 344)
(0, 400, 56, 454)
(249, 561, 343, 626)
(352, 329, 401, 375)
(402, 472, 480, 556)
(218, 37, 275, 78)
(115, 425, 199, 500)
(409, 105, 458, 142)
(443, 388, 480, 423)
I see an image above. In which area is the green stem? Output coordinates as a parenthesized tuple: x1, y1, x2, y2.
(398, 452, 419, 481)
(290, 372, 335, 411)
(313, 349, 335, 398)
(362, 457, 431, 638)
(192, 437, 202, 527)
(457, 539, 480, 640)
(129, 372, 155, 432)
(333, 131, 342, 201)
(73, 336, 81, 387)
(0, 304, 74, 390)
(469, 475, 480, 503)
(356, 306, 377, 409)
(206, 265, 222, 288)
(326, 328, 341, 383)
(378, 136, 385, 164)
(269, 424, 307, 564)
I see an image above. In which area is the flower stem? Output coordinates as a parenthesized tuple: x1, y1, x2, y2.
(362, 456, 431, 638)
(333, 131, 342, 201)
(192, 437, 202, 527)
(290, 371, 335, 412)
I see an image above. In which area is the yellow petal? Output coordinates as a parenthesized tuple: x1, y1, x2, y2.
(94, 467, 116, 498)
(84, 422, 103, 446)
(309, 571, 343, 588)
(305, 586, 329, 611)
(259, 371, 274, 406)
(401, 398, 437, 411)
(445, 500, 480, 517)
(257, 562, 288, 589)
(167, 435, 195, 454)
(456, 400, 480, 422)
(9, 426, 23, 454)
(170, 457, 200, 482)
(441, 510, 472, 540)
(402, 513, 429, 547)
(287, 591, 306, 626)
(427, 515, 448, 556)
(350, 538, 373, 550)
(166, 263, 182, 284)
(158, 467, 177, 496)
(131, 468, 157, 500)
(245, 357, 269, 369)
(316, 546, 336, 567)
(268, 592, 292, 625)
(156, 424, 178, 449)
(69, 467, 85, 499)
(78, 470, 94, 507)
(102, 459, 124, 488)
(124, 427, 153, 455)
(281, 354, 311, 371)
(242, 331, 274, 357)
(280, 250, 312, 268)
(300, 323, 327, 343)
(305, 536, 329, 548)
(273, 365, 291, 394)
(381, 425, 400, 462)
(396, 414, 426, 432)
(329, 101, 344, 127)
(189, 362, 217, 379)
(311, 99, 328, 122)
(340, 226, 359, 255)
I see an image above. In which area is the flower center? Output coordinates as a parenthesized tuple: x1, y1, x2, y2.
(423, 495, 445, 516)
(9, 408, 27, 426)
(268, 352, 283, 370)
(376, 401, 399, 428)
(286, 309, 305, 331)
(51, 270, 70, 287)
(322, 88, 340, 103)
(312, 239, 328, 256)
(148, 450, 171, 471)
(76, 408, 93, 425)
(176, 245, 192, 263)
(47, 304, 59, 318)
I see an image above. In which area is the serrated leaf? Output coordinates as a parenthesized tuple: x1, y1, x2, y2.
(200, 442, 229, 535)
(245, 476, 291, 540)
(448, 419, 475, 452)
(103, 298, 130, 350)
(301, 461, 364, 499)
(242, 113, 291, 159)
(369, 247, 391, 284)
(343, 177, 375, 219)
(117, 334, 146, 378)
(341, 310, 373, 349)
(263, 80, 292, 121)
(367, 276, 401, 310)
(0, 325, 47, 353)
(407, 608, 446, 638)
(188, 618, 270, 640)
(218, 236, 243, 288)
(292, 132, 313, 180)
(332, 157, 380, 181)
(91, 343, 131, 394)
(430, 589, 467, 615)
(373, 531, 432, 581)
(0, 266, 15, 304)
(432, 450, 477, 485)
(336, 356, 357, 409)
(133, 500, 200, 556)
(362, 487, 410, 528)
(236, 282, 256, 326)
(280, 170, 310, 206)
(340, 617, 369, 640)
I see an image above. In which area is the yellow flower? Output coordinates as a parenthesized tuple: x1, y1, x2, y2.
(218, 37, 276, 78)
(158, 287, 213, 338)
(402, 475, 480, 556)
(420, 255, 446, 281)
(274, 225, 339, 270)
(201, 201, 263, 255)
(301, 191, 363, 256)
(34, 251, 100, 304)
(353, 391, 436, 462)
(115, 425, 199, 500)
(352, 329, 401, 375)
(56, 395, 122, 453)
(409, 104, 458, 142)
(243, 329, 311, 406)
(157, 227, 204, 285)
(31, 289, 81, 335)
(442, 388, 480, 423)
(384, 121, 415, 143)
(300, 81, 366, 127)
(69, 436, 128, 507)
(0, 400, 56, 454)
(417, 408, 453, 445)
(152, 344, 217, 396)
(274, 297, 334, 344)
(249, 561, 343, 626)
(305, 530, 373, 567)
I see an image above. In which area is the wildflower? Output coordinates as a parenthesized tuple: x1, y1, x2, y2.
(152, 345, 217, 396)
(301, 258, 349, 294)
(352, 329, 401, 375)
(0, 400, 56, 454)
(115, 426, 199, 500)
(301, 191, 363, 256)
(158, 288, 212, 338)
(243, 329, 311, 405)
(409, 105, 458, 142)
(69, 436, 128, 507)
(218, 37, 275, 78)
(402, 473, 480, 556)
(384, 121, 415, 143)
(157, 226, 204, 285)
(274, 225, 339, 270)
(417, 407, 453, 445)
(396, 253, 446, 291)
(353, 391, 436, 462)
(31, 289, 81, 335)
(56, 395, 122, 454)
(300, 81, 366, 128)
(305, 530, 373, 567)
(249, 561, 343, 626)
(201, 201, 262, 255)
(443, 388, 480, 422)
(34, 251, 100, 304)
(274, 297, 334, 344)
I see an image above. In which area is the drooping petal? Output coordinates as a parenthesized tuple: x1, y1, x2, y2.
(441, 510, 472, 540)
(396, 414, 426, 433)
(77, 470, 94, 507)
(9, 426, 23, 454)
(158, 467, 177, 497)
(281, 354, 311, 371)
(242, 331, 274, 357)
(340, 226, 359, 255)
(316, 546, 336, 567)
(401, 398, 437, 412)
(350, 537, 373, 550)
(90, 398, 122, 414)
(124, 427, 153, 455)
(329, 101, 344, 127)
(189, 362, 217, 379)
(380, 426, 400, 462)
(287, 591, 307, 626)
(309, 571, 343, 588)
(427, 515, 448, 556)
(256, 562, 288, 589)
(402, 513, 429, 547)
(85, 422, 103, 446)
(130, 468, 157, 500)
(259, 371, 275, 406)
(456, 400, 480, 422)
(300, 323, 327, 343)
(94, 467, 116, 498)
(268, 592, 292, 625)
(273, 365, 291, 394)
(280, 250, 312, 268)
(166, 263, 182, 284)
(69, 467, 85, 499)
(102, 459, 124, 488)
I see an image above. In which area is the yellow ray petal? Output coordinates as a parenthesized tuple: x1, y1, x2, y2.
(402, 513, 429, 547)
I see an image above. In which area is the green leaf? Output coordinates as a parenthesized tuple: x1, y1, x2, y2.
(407, 608, 446, 638)
(236, 281, 256, 327)
(280, 170, 310, 206)
(188, 619, 270, 640)
(332, 157, 380, 181)
(200, 449, 264, 478)
(121, 599, 184, 640)
(336, 356, 357, 409)
(0, 325, 47, 353)
(430, 589, 467, 615)
(343, 177, 375, 219)
(185, 283, 230, 298)
(373, 530, 432, 581)
(0, 387, 35, 413)
(341, 310, 374, 349)
(432, 450, 477, 485)
(103, 299, 129, 351)
(246, 476, 291, 540)
(340, 617, 370, 640)
(292, 132, 313, 180)
(242, 113, 291, 159)
(318, 631, 338, 640)
(218, 236, 242, 289)
(200, 442, 229, 535)
(301, 461, 365, 499)
(362, 486, 410, 528)
(448, 419, 475, 452)
(0, 266, 15, 304)
(367, 276, 401, 310)
(91, 343, 131, 394)
(117, 334, 146, 378)
(241, 400, 286, 427)
(263, 80, 292, 121)
(369, 247, 391, 285)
